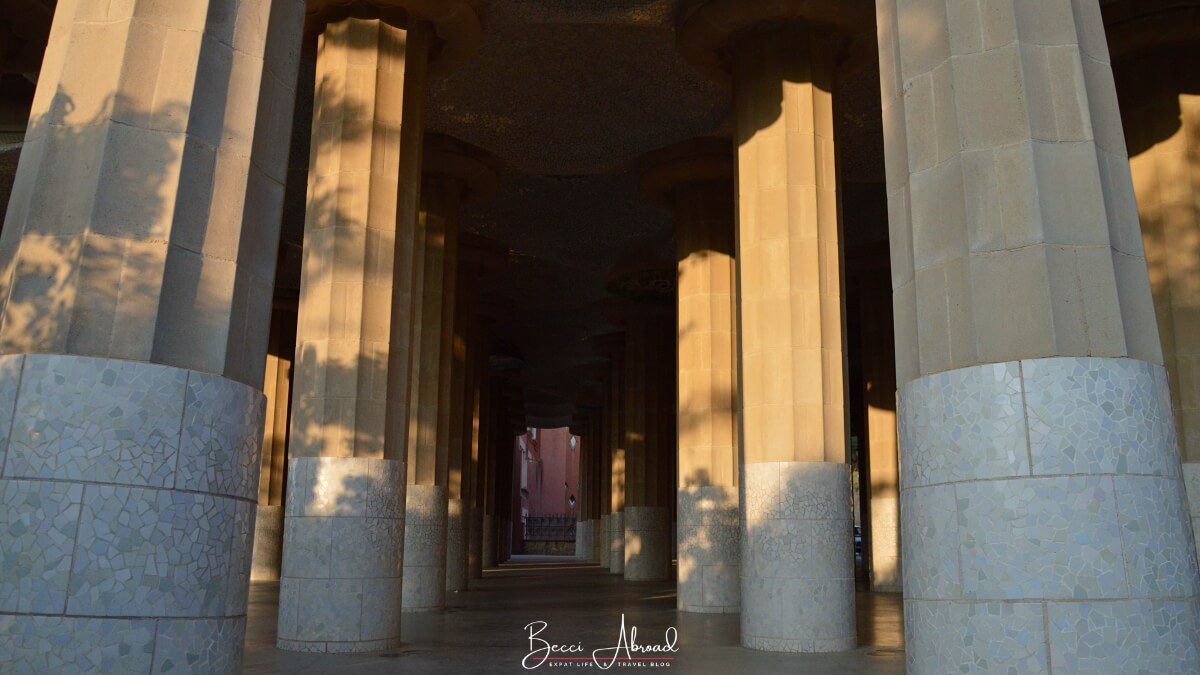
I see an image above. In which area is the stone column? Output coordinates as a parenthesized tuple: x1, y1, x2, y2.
(277, 15, 423, 653)
(680, 3, 873, 650)
(0, 0, 304, 669)
(856, 266, 900, 593)
(641, 138, 740, 613)
(620, 309, 674, 581)
(275, 14, 429, 653)
(877, 0, 1200, 670)
(1116, 39, 1200, 561)
(252, 295, 297, 582)
(403, 134, 496, 609)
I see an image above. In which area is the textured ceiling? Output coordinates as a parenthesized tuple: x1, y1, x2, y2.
(428, 1, 889, 426)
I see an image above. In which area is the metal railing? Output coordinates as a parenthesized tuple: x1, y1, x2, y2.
(523, 515, 576, 541)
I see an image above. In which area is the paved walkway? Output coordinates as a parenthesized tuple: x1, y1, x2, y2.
(243, 556, 905, 673)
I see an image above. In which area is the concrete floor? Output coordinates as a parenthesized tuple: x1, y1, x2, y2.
(244, 556, 905, 673)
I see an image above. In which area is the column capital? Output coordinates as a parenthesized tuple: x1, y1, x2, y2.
(637, 136, 732, 208)
(423, 132, 502, 205)
(305, 0, 483, 74)
(675, 0, 873, 83)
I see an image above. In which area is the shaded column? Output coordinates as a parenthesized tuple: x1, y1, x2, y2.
(877, 0, 1200, 670)
(641, 138, 739, 613)
(680, 4, 872, 650)
(616, 304, 674, 582)
(277, 15, 424, 653)
(403, 134, 496, 610)
(855, 263, 900, 593)
(1116, 40, 1200, 561)
(0, 0, 304, 668)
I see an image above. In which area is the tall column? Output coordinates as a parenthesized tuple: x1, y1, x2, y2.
(447, 232, 500, 589)
(1116, 39, 1200, 561)
(402, 134, 496, 610)
(856, 265, 900, 593)
(877, 0, 1200, 670)
(277, 16, 422, 653)
(252, 294, 297, 582)
(0, 0, 303, 669)
(680, 3, 870, 649)
(618, 307, 674, 582)
(598, 372, 613, 570)
(641, 138, 740, 612)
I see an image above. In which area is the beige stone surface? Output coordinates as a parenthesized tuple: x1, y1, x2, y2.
(878, 0, 1162, 386)
(734, 25, 847, 464)
(290, 18, 409, 459)
(1118, 42, 1200, 463)
(0, 0, 303, 386)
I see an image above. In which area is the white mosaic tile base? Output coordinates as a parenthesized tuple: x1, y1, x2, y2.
(599, 514, 611, 568)
(678, 486, 739, 613)
(624, 507, 670, 580)
(900, 357, 1200, 672)
(251, 504, 283, 581)
(609, 511, 625, 574)
(403, 484, 447, 612)
(468, 505, 483, 579)
(482, 514, 496, 568)
(576, 519, 596, 561)
(276, 456, 405, 653)
(446, 498, 467, 592)
(0, 354, 264, 672)
(741, 461, 855, 652)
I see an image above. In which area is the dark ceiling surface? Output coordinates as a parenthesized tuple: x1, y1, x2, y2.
(427, 0, 887, 426)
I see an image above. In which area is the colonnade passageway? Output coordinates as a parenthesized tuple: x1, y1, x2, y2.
(1, 1, 1199, 673)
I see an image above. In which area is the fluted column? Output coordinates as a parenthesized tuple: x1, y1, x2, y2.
(621, 310, 674, 581)
(1116, 40, 1200, 562)
(641, 138, 740, 612)
(0, 0, 304, 669)
(856, 266, 900, 593)
(402, 134, 496, 610)
(277, 15, 426, 653)
(878, 0, 1200, 670)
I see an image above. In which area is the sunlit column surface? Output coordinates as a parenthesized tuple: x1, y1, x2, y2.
(277, 15, 424, 652)
(0, 0, 304, 669)
(877, 0, 1200, 670)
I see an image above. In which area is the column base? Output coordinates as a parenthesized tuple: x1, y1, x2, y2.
(251, 504, 284, 581)
(1186, 463, 1200, 563)
(609, 511, 625, 574)
(446, 498, 467, 592)
(277, 457, 405, 653)
(598, 514, 611, 568)
(868, 495, 901, 593)
(593, 516, 604, 563)
(0, 355, 264, 671)
(468, 504, 483, 579)
(403, 485, 447, 612)
(624, 506, 670, 581)
(482, 514, 496, 568)
(576, 519, 595, 561)
(901, 357, 1200, 672)
(678, 486, 739, 613)
(742, 461, 855, 652)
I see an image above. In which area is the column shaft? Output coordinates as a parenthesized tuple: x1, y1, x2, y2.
(878, 0, 1200, 670)
(857, 270, 900, 593)
(0, 0, 303, 668)
(278, 17, 423, 653)
(675, 178, 739, 613)
(734, 25, 855, 652)
(1118, 41, 1200, 560)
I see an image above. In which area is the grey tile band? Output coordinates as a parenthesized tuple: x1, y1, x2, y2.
(608, 511, 625, 575)
(624, 507, 671, 581)
(678, 485, 739, 613)
(276, 456, 405, 654)
(0, 354, 264, 672)
(403, 484, 447, 612)
(899, 356, 1200, 672)
(741, 461, 856, 652)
